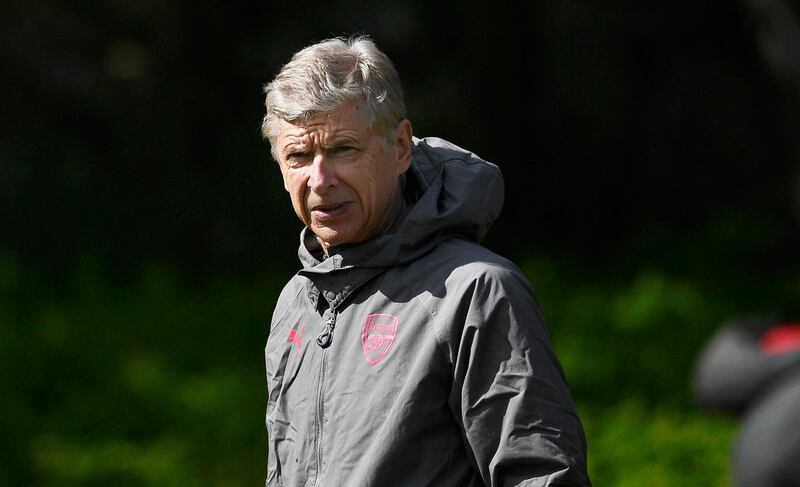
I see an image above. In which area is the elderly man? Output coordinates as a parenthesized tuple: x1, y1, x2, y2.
(261, 36, 590, 486)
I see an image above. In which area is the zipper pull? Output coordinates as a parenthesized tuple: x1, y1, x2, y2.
(316, 311, 337, 349)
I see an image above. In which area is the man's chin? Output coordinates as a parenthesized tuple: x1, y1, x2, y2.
(312, 227, 351, 250)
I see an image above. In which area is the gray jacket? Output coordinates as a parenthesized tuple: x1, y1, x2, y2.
(265, 137, 590, 486)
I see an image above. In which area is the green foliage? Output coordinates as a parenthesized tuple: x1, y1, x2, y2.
(0, 215, 796, 485)
(580, 401, 735, 486)
(517, 257, 744, 484)
(517, 214, 798, 485)
(0, 255, 279, 485)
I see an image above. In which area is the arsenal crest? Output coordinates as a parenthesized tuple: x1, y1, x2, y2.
(361, 313, 398, 365)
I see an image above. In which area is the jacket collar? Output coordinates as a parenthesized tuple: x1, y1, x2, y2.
(297, 227, 385, 311)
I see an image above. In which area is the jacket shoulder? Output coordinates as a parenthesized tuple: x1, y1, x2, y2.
(428, 238, 529, 287)
(391, 238, 537, 316)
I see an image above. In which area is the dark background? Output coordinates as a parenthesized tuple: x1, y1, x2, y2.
(3, 0, 797, 280)
(1, 0, 798, 485)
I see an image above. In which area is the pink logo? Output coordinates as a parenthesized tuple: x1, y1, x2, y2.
(288, 325, 305, 351)
(361, 313, 398, 365)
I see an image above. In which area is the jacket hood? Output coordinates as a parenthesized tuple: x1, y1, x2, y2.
(296, 137, 504, 307)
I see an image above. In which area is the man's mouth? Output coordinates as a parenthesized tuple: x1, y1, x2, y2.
(311, 202, 352, 221)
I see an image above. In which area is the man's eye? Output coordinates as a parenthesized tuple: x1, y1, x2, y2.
(334, 146, 355, 153)
(285, 152, 310, 164)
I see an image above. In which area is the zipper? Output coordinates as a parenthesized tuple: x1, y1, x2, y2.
(314, 307, 336, 486)
(316, 309, 338, 348)
(314, 341, 326, 486)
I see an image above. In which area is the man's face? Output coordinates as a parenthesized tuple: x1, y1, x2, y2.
(274, 102, 412, 250)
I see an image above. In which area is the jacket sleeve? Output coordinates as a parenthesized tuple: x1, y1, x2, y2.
(446, 265, 591, 486)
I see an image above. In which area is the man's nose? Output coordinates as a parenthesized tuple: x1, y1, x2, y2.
(307, 153, 337, 193)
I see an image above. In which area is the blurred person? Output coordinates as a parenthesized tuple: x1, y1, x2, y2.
(693, 313, 800, 486)
(260, 36, 590, 486)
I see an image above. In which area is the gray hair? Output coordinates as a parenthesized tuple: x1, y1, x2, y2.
(261, 36, 406, 159)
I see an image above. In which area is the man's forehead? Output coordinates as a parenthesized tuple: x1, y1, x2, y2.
(277, 103, 372, 143)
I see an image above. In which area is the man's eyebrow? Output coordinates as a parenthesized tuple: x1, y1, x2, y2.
(281, 142, 310, 155)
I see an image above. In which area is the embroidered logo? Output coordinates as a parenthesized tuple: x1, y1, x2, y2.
(288, 325, 305, 351)
(361, 313, 398, 365)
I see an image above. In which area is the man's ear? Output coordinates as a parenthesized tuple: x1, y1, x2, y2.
(393, 119, 413, 175)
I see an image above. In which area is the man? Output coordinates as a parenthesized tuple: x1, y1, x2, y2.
(261, 35, 590, 486)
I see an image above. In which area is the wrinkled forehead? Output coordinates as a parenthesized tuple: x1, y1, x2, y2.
(276, 102, 375, 146)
